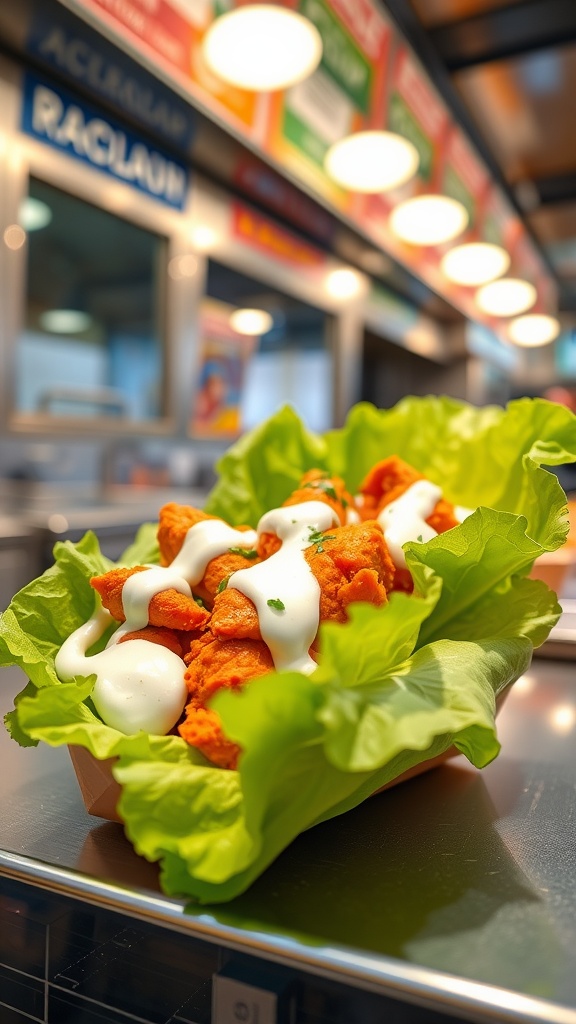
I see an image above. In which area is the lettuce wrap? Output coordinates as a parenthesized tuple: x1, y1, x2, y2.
(1, 395, 575, 903)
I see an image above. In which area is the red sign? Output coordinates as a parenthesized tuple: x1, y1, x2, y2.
(232, 202, 326, 268)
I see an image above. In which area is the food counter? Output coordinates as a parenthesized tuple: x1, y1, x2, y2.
(2, 653, 576, 1024)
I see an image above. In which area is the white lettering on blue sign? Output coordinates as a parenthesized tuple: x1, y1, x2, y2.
(23, 75, 188, 210)
(33, 25, 192, 147)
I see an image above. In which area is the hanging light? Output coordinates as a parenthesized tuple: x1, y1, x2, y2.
(229, 308, 273, 335)
(202, 5, 322, 92)
(389, 195, 469, 246)
(440, 242, 510, 287)
(507, 313, 561, 347)
(325, 267, 364, 300)
(476, 277, 536, 317)
(324, 131, 419, 193)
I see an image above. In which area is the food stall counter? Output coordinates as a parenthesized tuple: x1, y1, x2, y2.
(2, 656, 576, 1024)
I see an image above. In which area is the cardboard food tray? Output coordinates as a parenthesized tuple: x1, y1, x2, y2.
(69, 685, 512, 823)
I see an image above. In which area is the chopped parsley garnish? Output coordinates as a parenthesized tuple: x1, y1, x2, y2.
(194, 596, 205, 607)
(303, 479, 338, 501)
(267, 598, 285, 611)
(228, 546, 258, 559)
(307, 526, 336, 554)
(217, 574, 232, 593)
(416, 534, 423, 543)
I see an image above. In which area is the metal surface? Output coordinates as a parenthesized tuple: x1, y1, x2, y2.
(2, 657, 576, 1023)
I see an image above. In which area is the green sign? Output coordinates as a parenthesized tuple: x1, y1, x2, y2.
(388, 92, 433, 182)
(300, 0, 372, 113)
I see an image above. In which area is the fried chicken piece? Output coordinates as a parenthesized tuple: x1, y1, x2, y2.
(117, 625, 186, 656)
(210, 520, 393, 642)
(179, 634, 275, 768)
(359, 456, 459, 533)
(184, 634, 275, 702)
(358, 456, 460, 594)
(157, 502, 259, 607)
(259, 469, 355, 559)
(157, 502, 217, 566)
(179, 705, 241, 770)
(90, 566, 209, 631)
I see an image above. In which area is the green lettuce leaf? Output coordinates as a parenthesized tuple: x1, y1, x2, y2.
(1, 395, 574, 902)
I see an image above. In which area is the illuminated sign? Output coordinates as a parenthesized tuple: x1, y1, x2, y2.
(21, 72, 188, 210)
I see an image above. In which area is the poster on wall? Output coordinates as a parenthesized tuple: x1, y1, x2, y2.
(190, 299, 257, 438)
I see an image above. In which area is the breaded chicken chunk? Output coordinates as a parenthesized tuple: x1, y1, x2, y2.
(359, 456, 459, 534)
(90, 566, 209, 632)
(210, 520, 393, 642)
(158, 502, 259, 607)
(179, 634, 275, 768)
(259, 469, 355, 559)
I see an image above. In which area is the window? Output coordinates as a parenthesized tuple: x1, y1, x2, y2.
(191, 259, 332, 437)
(17, 178, 167, 422)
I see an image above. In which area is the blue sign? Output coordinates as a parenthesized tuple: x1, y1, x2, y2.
(21, 72, 189, 210)
(25, 5, 195, 153)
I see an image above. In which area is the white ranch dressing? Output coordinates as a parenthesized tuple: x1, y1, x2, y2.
(227, 501, 338, 675)
(55, 606, 188, 734)
(378, 479, 442, 569)
(454, 504, 475, 523)
(170, 519, 258, 585)
(56, 518, 258, 734)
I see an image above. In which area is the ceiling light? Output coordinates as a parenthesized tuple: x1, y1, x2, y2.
(18, 197, 52, 231)
(325, 268, 364, 300)
(507, 313, 560, 347)
(389, 194, 469, 247)
(440, 242, 510, 287)
(202, 5, 322, 92)
(190, 225, 218, 251)
(476, 278, 537, 318)
(229, 308, 273, 335)
(324, 131, 419, 193)
(39, 309, 93, 333)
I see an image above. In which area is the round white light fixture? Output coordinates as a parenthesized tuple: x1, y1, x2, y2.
(324, 131, 420, 193)
(202, 5, 322, 92)
(440, 242, 510, 287)
(39, 309, 93, 333)
(507, 313, 560, 347)
(389, 194, 469, 247)
(229, 308, 273, 335)
(190, 225, 219, 251)
(325, 267, 364, 300)
(19, 197, 52, 231)
(476, 277, 537, 318)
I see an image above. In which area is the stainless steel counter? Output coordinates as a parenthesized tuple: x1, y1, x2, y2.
(1, 657, 576, 1024)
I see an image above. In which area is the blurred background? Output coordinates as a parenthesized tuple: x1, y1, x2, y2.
(0, 0, 575, 606)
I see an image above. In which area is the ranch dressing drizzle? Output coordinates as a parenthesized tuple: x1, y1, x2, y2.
(228, 501, 338, 675)
(171, 519, 258, 586)
(55, 518, 258, 733)
(454, 504, 475, 523)
(55, 606, 188, 735)
(109, 520, 258, 643)
(378, 479, 442, 569)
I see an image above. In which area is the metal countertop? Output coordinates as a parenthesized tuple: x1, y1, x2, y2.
(1, 657, 576, 1024)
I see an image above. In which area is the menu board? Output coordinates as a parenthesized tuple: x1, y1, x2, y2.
(69, 0, 556, 321)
